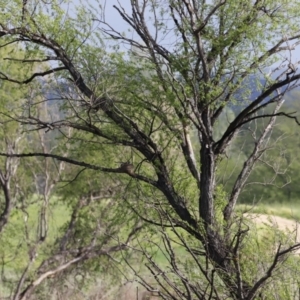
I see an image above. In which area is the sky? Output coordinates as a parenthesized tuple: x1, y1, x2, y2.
(65, 0, 132, 32)
(101, 0, 131, 28)
(101, 1, 137, 51)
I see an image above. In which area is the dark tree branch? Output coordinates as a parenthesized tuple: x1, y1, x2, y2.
(214, 73, 300, 155)
(0, 152, 158, 187)
(3, 56, 60, 63)
(211, 35, 300, 123)
(193, 0, 226, 34)
(236, 111, 300, 128)
(0, 170, 12, 233)
(0, 67, 66, 84)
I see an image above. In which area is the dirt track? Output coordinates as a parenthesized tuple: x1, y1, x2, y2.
(244, 213, 300, 254)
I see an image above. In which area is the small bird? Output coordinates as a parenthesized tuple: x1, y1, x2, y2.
(287, 63, 296, 79)
(91, 96, 107, 111)
(119, 162, 135, 176)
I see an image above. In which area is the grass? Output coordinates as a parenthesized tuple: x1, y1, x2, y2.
(237, 202, 300, 221)
(0, 197, 70, 293)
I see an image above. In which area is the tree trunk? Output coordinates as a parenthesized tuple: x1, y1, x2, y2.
(199, 142, 215, 226)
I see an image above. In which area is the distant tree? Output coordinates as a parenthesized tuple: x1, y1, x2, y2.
(0, 44, 33, 233)
(1, 0, 300, 299)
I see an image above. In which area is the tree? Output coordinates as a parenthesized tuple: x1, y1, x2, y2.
(1, 0, 300, 298)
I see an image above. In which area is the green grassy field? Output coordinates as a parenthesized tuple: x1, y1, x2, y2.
(237, 202, 300, 221)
